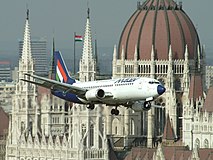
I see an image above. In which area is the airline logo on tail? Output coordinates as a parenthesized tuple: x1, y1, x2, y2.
(54, 51, 76, 85)
(56, 59, 68, 83)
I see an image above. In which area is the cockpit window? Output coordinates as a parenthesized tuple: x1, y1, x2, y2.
(148, 81, 160, 84)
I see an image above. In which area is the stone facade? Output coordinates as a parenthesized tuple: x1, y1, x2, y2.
(6, 9, 110, 160)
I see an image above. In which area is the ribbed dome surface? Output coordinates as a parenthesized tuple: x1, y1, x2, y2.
(118, 0, 200, 60)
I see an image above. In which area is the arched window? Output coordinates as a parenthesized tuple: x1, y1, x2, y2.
(195, 138, 200, 149)
(22, 99, 25, 108)
(112, 118, 120, 135)
(21, 121, 25, 134)
(82, 124, 87, 146)
(175, 79, 181, 91)
(204, 139, 209, 148)
(90, 124, 94, 147)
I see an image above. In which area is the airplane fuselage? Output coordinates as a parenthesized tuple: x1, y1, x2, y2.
(52, 77, 164, 106)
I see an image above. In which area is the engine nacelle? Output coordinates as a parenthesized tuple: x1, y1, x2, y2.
(131, 101, 151, 112)
(85, 89, 105, 101)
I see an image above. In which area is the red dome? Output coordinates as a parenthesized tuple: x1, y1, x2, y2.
(118, 0, 200, 60)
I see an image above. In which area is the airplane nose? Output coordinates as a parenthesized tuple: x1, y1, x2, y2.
(157, 85, 166, 95)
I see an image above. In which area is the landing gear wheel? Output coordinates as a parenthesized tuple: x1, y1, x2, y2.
(111, 108, 119, 115)
(115, 109, 119, 115)
(144, 101, 151, 111)
(87, 104, 95, 110)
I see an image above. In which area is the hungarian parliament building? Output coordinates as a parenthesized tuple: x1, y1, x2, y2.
(2, 0, 213, 159)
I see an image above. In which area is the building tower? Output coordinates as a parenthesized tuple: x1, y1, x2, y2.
(8, 9, 38, 145)
(112, 0, 204, 147)
(79, 8, 96, 82)
(71, 7, 108, 158)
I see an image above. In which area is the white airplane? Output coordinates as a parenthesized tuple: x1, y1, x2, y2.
(21, 51, 166, 115)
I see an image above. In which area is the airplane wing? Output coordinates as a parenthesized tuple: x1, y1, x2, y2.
(21, 74, 87, 97)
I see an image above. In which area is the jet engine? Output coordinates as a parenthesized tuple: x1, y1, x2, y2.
(85, 89, 105, 101)
(131, 101, 151, 112)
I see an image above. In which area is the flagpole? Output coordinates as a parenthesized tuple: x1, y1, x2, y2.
(74, 32, 76, 76)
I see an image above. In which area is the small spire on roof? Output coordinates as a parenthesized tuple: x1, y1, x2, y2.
(26, 4, 29, 20)
(87, 2, 90, 19)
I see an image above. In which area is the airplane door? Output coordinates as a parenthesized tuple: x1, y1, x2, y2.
(138, 81, 142, 89)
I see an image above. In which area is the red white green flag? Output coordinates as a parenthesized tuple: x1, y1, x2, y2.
(74, 35, 83, 42)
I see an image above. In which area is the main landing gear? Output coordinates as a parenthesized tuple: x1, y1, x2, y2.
(87, 104, 95, 110)
(111, 106, 119, 115)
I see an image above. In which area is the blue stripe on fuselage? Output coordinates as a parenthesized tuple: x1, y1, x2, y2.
(51, 90, 83, 104)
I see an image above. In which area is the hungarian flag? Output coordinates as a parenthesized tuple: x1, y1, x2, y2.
(75, 35, 83, 42)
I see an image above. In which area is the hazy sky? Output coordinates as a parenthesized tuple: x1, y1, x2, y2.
(0, 0, 213, 62)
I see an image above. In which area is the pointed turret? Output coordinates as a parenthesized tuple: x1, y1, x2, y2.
(183, 45, 189, 89)
(134, 45, 138, 60)
(150, 45, 155, 78)
(81, 7, 94, 63)
(11, 9, 38, 144)
(184, 45, 189, 61)
(113, 45, 117, 61)
(134, 45, 138, 76)
(168, 45, 172, 61)
(94, 34, 100, 75)
(121, 45, 125, 60)
(197, 45, 201, 70)
(162, 114, 176, 143)
(20, 9, 33, 67)
(49, 36, 55, 79)
(79, 7, 96, 82)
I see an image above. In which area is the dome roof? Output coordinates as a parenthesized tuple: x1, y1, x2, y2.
(118, 0, 200, 60)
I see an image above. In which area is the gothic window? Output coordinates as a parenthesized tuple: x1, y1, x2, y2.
(29, 121, 33, 135)
(204, 139, 209, 148)
(130, 118, 135, 135)
(21, 121, 25, 134)
(82, 124, 87, 146)
(22, 99, 25, 108)
(163, 65, 165, 73)
(28, 98, 32, 108)
(175, 79, 181, 91)
(117, 66, 121, 73)
(195, 138, 200, 149)
(65, 102, 69, 114)
(89, 124, 94, 147)
(65, 124, 69, 133)
(112, 118, 120, 135)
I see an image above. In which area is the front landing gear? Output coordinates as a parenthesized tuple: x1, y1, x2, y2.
(111, 107, 119, 115)
(87, 104, 95, 110)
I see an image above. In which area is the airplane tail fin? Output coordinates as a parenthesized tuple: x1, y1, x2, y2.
(54, 51, 75, 84)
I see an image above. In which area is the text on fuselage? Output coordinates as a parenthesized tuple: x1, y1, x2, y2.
(114, 78, 139, 84)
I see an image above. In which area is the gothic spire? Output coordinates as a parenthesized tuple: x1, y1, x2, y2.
(81, 7, 93, 63)
(87, 6, 90, 19)
(20, 8, 33, 66)
(27, 9, 29, 20)
(79, 7, 96, 82)
(50, 36, 55, 79)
